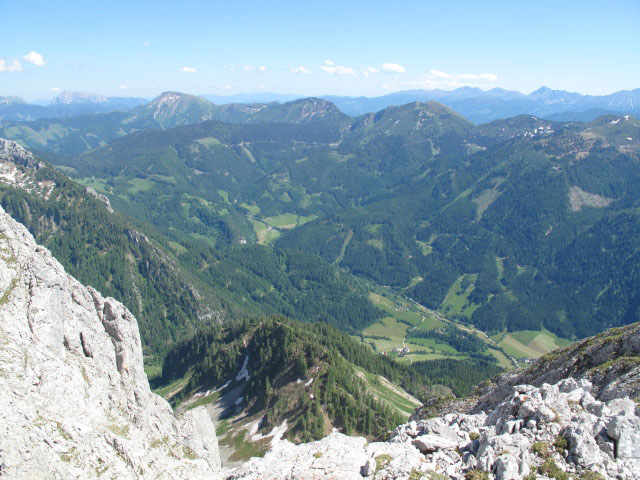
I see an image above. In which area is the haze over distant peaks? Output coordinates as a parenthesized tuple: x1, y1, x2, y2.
(50, 90, 109, 105)
(0, 96, 26, 105)
(2, 86, 639, 124)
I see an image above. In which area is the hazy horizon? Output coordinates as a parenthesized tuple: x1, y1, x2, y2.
(9, 84, 640, 105)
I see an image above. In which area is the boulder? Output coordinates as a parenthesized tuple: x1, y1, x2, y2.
(607, 416, 640, 460)
(412, 434, 458, 453)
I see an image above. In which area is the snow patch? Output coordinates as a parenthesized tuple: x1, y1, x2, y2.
(248, 417, 264, 437)
(304, 378, 314, 387)
(235, 396, 243, 406)
(251, 420, 289, 445)
(236, 355, 250, 381)
(215, 380, 231, 392)
(611, 119, 621, 125)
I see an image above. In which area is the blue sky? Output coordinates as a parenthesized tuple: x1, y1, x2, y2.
(1, 0, 639, 100)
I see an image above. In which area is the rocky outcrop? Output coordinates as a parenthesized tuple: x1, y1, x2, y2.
(0, 138, 39, 167)
(227, 376, 640, 479)
(0, 206, 220, 479)
(470, 322, 640, 414)
(84, 186, 114, 213)
(0, 138, 55, 199)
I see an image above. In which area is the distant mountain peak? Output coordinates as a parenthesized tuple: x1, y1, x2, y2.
(287, 97, 342, 116)
(0, 96, 26, 105)
(50, 90, 108, 105)
(248, 97, 350, 125)
(129, 91, 215, 129)
(528, 86, 582, 105)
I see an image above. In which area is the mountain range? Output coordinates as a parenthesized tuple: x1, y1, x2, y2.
(2, 86, 639, 124)
(2, 91, 639, 346)
(321, 86, 640, 122)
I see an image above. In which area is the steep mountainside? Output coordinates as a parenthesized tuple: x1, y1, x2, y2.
(0, 205, 220, 479)
(158, 316, 435, 450)
(125, 91, 221, 129)
(0, 138, 229, 352)
(281, 114, 640, 339)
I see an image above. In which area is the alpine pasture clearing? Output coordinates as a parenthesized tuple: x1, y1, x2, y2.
(263, 213, 318, 230)
(250, 219, 281, 245)
(498, 329, 573, 359)
(440, 273, 480, 318)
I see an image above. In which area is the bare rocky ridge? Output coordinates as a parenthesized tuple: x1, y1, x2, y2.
(0, 206, 220, 479)
(227, 376, 640, 479)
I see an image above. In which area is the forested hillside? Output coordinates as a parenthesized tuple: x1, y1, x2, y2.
(0, 140, 384, 355)
(3, 97, 639, 393)
(159, 316, 441, 443)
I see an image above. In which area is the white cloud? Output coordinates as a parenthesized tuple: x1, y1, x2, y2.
(178, 66, 197, 73)
(382, 63, 406, 73)
(320, 60, 356, 76)
(289, 66, 311, 74)
(243, 65, 255, 72)
(24, 51, 45, 66)
(51, 87, 62, 92)
(223, 84, 232, 89)
(143, 41, 151, 46)
(118, 85, 128, 90)
(259, 65, 267, 72)
(362, 66, 379, 77)
(0, 59, 22, 72)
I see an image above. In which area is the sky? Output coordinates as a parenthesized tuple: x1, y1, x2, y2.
(1, 0, 639, 101)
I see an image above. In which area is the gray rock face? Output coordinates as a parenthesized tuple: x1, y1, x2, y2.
(470, 324, 640, 415)
(84, 186, 114, 213)
(0, 206, 220, 479)
(0, 137, 38, 167)
(227, 377, 640, 479)
(607, 415, 640, 460)
(0, 139, 54, 199)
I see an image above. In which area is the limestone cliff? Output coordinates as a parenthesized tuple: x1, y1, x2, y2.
(0, 206, 220, 479)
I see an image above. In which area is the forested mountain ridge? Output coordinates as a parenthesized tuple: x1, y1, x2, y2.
(0, 93, 351, 156)
(158, 316, 439, 446)
(282, 114, 640, 338)
(322, 85, 640, 122)
(0, 138, 388, 352)
(16, 99, 639, 344)
(0, 138, 228, 352)
(4, 97, 640, 355)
